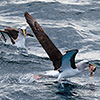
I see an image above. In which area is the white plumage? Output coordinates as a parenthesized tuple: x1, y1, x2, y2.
(44, 50, 91, 81)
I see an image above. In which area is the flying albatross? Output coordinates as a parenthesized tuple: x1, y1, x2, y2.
(0, 26, 33, 48)
(24, 12, 97, 81)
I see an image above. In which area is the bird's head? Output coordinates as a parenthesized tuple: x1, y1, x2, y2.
(77, 60, 89, 70)
(76, 60, 97, 76)
(89, 63, 97, 77)
(19, 26, 27, 37)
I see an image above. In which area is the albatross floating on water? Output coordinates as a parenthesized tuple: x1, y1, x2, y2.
(24, 12, 97, 81)
(0, 26, 33, 48)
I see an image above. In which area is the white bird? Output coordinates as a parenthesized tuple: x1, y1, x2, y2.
(44, 49, 96, 82)
(0, 26, 33, 48)
(25, 12, 97, 81)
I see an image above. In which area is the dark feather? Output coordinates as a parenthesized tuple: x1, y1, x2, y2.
(27, 32, 34, 37)
(24, 12, 62, 70)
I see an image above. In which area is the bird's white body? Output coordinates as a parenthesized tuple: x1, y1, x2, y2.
(45, 70, 59, 77)
(57, 67, 80, 81)
(45, 68, 80, 78)
(14, 31, 26, 48)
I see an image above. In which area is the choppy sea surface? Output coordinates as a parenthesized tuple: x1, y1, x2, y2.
(0, 0, 100, 100)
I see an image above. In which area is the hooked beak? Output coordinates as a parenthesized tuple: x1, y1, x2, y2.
(23, 29, 26, 37)
(89, 63, 97, 77)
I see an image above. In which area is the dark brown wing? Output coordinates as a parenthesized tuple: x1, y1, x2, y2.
(24, 12, 62, 70)
(0, 29, 15, 44)
(27, 32, 34, 37)
(5, 27, 19, 40)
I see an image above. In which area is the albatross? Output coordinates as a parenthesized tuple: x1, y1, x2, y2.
(0, 26, 33, 48)
(24, 12, 97, 81)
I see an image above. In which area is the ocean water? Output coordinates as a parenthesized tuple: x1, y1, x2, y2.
(0, 0, 100, 100)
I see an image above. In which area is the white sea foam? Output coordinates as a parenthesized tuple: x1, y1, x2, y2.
(28, 46, 48, 57)
(76, 50, 100, 61)
(11, 0, 55, 4)
(0, 0, 94, 5)
(19, 74, 36, 83)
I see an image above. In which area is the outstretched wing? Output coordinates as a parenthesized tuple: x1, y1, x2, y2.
(60, 49, 78, 72)
(27, 32, 34, 37)
(5, 27, 19, 40)
(0, 29, 15, 44)
(24, 12, 62, 70)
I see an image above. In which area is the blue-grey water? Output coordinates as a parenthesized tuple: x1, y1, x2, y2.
(0, 0, 100, 100)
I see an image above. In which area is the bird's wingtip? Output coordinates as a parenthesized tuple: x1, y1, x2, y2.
(24, 11, 29, 17)
(24, 11, 36, 25)
(65, 49, 78, 54)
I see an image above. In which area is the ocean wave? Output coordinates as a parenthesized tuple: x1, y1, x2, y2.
(0, 0, 95, 5)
